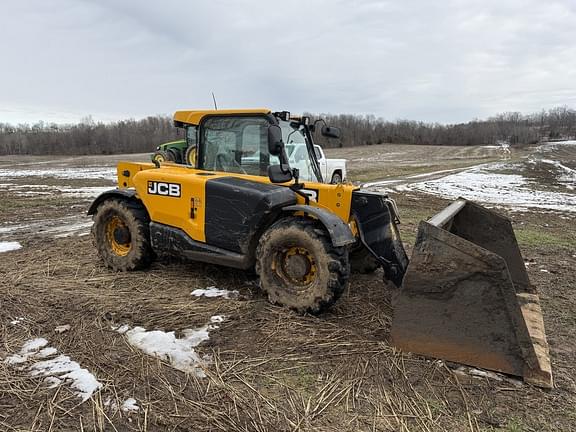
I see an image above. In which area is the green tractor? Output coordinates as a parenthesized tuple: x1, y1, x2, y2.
(151, 124, 197, 166)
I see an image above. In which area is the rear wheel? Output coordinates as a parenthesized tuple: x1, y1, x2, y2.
(256, 218, 349, 314)
(92, 199, 154, 271)
(184, 145, 197, 166)
(331, 171, 343, 184)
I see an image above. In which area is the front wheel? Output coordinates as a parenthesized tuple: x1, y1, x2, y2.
(92, 199, 154, 271)
(256, 218, 350, 314)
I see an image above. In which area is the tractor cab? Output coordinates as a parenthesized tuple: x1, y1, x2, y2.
(152, 109, 341, 184)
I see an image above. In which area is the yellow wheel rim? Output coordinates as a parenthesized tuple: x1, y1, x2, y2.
(106, 216, 131, 256)
(153, 153, 165, 163)
(187, 148, 197, 166)
(278, 246, 317, 285)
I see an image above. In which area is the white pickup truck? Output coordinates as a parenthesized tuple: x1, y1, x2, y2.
(285, 143, 347, 184)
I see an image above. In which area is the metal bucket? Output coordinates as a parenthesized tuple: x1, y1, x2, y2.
(391, 199, 552, 388)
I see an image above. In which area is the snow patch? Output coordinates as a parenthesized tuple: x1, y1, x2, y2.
(541, 140, 576, 149)
(116, 316, 224, 377)
(58, 186, 112, 198)
(362, 179, 401, 188)
(30, 355, 102, 401)
(406, 168, 463, 179)
(0, 167, 116, 181)
(4, 338, 49, 364)
(113, 324, 131, 334)
(0, 216, 92, 239)
(0, 241, 22, 253)
(121, 398, 139, 412)
(44, 376, 63, 388)
(393, 163, 576, 212)
(540, 159, 576, 187)
(55, 324, 71, 333)
(0, 183, 112, 199)
(104, 397, 140, 413)
(191, 286, 239, 299)
(37, 347, 59, 358)
(3, 338, 102, 401)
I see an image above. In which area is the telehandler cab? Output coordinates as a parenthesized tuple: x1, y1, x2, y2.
(89, 108, 552, 388)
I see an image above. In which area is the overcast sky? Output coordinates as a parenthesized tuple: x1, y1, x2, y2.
(1, 0, 575, 125)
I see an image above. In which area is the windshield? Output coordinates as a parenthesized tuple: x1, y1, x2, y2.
(275, 120, 319, 182)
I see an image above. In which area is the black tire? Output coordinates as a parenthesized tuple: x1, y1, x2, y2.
(331, 171, 343, 184)
(184, 145, 197, 166)
(350, 245, 380, 274)
(256, 217, 349, 314)
(92, 199, 154, 271)
(152, 150, 175, 164)
(167, 148, 181, 164)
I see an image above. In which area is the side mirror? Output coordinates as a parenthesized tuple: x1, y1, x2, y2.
(268, 164, 292, 183)
(321, 126, 341, 139)
(268, 125, 284, 156)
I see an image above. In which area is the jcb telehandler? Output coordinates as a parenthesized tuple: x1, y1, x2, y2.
(89, 109, 552, 388)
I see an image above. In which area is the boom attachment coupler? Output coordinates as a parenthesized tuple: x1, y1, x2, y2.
(391, 199, 553, 388)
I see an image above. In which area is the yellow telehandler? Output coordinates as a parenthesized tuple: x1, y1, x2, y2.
(88, 109, 552, 388)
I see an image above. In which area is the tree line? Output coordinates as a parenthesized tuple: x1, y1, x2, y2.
(0, 106, 575, 155)
(0, 116, 179, 156)
(312, 106, 576, 148)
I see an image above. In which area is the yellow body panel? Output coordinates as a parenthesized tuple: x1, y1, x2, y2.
(173, 108, 272, 126)
(116, 161, 357, 243)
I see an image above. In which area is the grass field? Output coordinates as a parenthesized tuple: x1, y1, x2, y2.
(1, 143, 575, 431)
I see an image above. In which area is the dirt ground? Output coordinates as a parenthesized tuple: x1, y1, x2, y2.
(1, 144, 575, 431)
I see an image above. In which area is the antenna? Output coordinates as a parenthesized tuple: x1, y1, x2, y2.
(211, 92, 218, 110)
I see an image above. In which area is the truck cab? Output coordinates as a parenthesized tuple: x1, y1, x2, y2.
(282, 143, 347, 184)
(313, 145, 347, 184)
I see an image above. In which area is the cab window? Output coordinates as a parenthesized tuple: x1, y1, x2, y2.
(200, 116, 272, 175)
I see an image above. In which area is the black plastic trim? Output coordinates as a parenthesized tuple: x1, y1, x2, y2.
(351, 191, 409, 286)
(204, 177, 297, 254)
(150, 222, 251, 269)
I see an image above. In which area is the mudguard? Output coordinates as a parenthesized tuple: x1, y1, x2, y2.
(282, 204, 355, 247)
(87, 188, 138, 215)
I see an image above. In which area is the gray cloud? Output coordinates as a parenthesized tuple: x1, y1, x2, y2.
(1, 0, 575, 124)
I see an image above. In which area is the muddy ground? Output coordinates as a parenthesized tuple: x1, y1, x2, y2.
(0, 144, 575, 431)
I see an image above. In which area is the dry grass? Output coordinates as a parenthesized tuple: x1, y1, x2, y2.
(1, 147, 575, 431)
(2, 228, 575, 431)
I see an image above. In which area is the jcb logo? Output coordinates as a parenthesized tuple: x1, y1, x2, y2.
(300, 189, 318, 202)
(148, 181, 181, 197)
